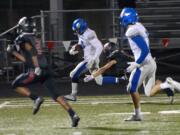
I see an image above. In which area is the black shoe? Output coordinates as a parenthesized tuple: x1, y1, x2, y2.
(71, 115, 80, 127)
(164, 88, 174, 104)
(33, 97, 44, 115)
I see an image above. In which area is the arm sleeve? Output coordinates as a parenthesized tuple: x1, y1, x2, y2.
(131, 35, 149, 64)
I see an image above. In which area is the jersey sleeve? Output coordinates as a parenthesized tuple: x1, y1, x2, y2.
(88, 31, 103, 59)
(126, 26, 149, 64)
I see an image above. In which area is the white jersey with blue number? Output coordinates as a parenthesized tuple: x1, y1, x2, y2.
(125, 22, 153, 64)
(78, 28, 103, 61)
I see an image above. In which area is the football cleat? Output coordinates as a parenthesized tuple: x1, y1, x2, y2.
(64, 94, 77, 101)
(125, 115, 142, 121)
(166, 77, 180, 92)
(84, 75, 94, 82)
(33, 97, 44, 115)
(71, 115, 80, 127)
(169, 96, 174, 105)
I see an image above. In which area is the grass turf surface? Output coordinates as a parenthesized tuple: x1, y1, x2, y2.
(0, 94, 180, 135)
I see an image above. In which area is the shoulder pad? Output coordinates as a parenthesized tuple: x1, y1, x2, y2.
(125, 25, 139, 38)
(14, 34, 33, 46)
(14, 35, 24, 45)
(108, 50, 119, 59)
(86, 29, 96, 41)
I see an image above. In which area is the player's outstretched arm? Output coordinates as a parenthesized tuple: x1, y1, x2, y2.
(7, 44, 26, 62)
(12, 51, 26, 62)
(84, 60, 117, 82)
(92, 60, 117, 78)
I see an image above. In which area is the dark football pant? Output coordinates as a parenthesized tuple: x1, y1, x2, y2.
(12, 68, 59, 100)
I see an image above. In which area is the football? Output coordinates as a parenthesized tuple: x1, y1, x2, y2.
(73, 44, 82, 51)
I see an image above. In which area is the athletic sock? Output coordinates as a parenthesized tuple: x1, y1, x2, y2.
(134, 108, 141, 116)
(68, 108, 75, 118)
(29, 93, 38, 101)
(102, 76, 118, 84)
(71, 83, 78, 95)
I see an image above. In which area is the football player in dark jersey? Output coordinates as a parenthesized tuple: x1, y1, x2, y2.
(84, 42, 133, 84)
(7, 17, 80, 127)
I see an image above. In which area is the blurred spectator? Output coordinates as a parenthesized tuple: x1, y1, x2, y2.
(117, 0, 146, 8)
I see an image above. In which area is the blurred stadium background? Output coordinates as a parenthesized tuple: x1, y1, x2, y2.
(0, 0, 179, 95)
(0, 0, 180, 85)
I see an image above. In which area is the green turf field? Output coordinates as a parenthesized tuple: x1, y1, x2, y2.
(0, 94, 180, 135)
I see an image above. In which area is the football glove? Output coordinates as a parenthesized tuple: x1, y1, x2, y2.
(69, 45, 79, 55)
(126, 62, 140, 73)
(34, 67, 41, 76)
(7, 44, 15, 53)
(84, 75, 94, 82)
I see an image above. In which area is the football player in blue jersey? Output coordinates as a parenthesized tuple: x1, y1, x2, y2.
(120, 8, 180, 121)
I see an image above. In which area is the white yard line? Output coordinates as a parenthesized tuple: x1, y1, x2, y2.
(99, 112, 151, 116)
(0, 101, 10, 109)
(158, 110, 180, 114)
(73, 132, 82, 135)
(2, 99, 180, 109)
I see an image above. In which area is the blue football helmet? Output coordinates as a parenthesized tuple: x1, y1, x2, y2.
(120, 8, 139, 27)
(72, 18, 88, 35)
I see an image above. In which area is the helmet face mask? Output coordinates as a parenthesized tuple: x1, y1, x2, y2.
(103, 42, 117, 55)
(17, 17, 36, 34)
(72, 18, 88, 35)
(120, 8, 139, 28)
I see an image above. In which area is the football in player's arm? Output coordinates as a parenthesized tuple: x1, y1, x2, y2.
(64, 18, 103, 101)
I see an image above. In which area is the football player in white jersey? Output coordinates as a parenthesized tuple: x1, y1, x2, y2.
(64, 18, 103, 101)
(120, 8, 180, 121)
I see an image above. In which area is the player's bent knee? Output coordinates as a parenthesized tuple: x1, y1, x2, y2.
(12, 79, 21, 89)
(144, 90, 151, 97)
(70, 70, 79, 83)
(12, 73, 26, 89)
(11, 81, 17, 89)
(94, 76, 103, 86)
(70, 70, 75, 78)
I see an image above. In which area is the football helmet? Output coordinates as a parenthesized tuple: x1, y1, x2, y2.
(120, 8, 139, 28)
(103, 42, 117, 54)
(72, 18, 88, 35)
(17, 17, 36, 34)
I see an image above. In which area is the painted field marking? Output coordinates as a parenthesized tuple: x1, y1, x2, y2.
(99, 112, 151, 116)
(73, 131, 82, 135)
(0, 101, 10, 109)
(158, 110, 180, 114)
